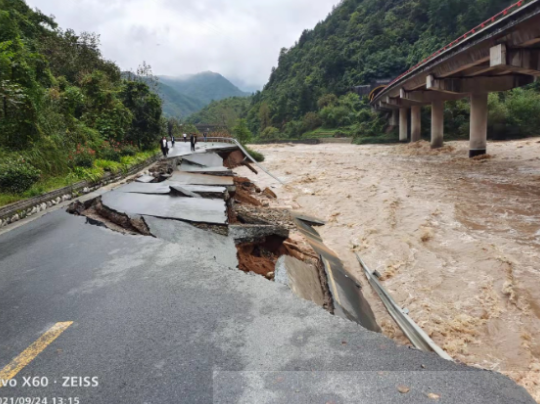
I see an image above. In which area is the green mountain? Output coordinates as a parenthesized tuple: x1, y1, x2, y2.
(122, 73, 206, 118)
(159, 72, 251, 105)
(155, 81, 206, 118)
(185, 96, 252, 128)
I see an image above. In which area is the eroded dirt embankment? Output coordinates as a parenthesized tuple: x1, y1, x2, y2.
(237, 139, 540, 402)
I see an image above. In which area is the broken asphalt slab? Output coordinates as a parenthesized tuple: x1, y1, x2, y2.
(0, 211, 534, 404)
(168, 171, 234, 186)
(144, 216, 238, 269)
(179, 161, 234, 175)
(101, 191, 227, 225)
(275, 255, 327, 308)
(166, 142, 237, 159)
(293, 213, 380, 333)
(116, 182, 172, 195)
(116, 182, 228, 198)
(183, 152, 224, 167)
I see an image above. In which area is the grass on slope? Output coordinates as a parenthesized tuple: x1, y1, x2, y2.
(0, 150, 158, 208)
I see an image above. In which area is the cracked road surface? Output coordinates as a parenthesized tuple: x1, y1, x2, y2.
(0, 208, 535, 403)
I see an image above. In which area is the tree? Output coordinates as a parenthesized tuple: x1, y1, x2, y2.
(258, 101, 271, 131)
(302, 112, 322, 132)
(0, 0, 166, 191)
(260, 126, 280, 140)
(318, 94, 338, 110)
(232, 119, 252, 144)
(121, 80, 162, 149)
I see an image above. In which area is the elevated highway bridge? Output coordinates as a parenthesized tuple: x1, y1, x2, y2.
(371, 0, 540, 157)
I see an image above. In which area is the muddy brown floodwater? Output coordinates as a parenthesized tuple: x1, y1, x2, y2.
(235, 138, 540, 402)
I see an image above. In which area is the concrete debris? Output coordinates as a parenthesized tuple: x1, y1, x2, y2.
(236, 206, 296, 230)
(136, 175, 156, 183)
(229, 224, 290, 244)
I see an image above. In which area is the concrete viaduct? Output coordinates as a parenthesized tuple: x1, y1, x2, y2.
(371, 0, 540, 157)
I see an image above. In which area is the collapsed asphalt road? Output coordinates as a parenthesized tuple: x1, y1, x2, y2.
(0, 143, 535, 403)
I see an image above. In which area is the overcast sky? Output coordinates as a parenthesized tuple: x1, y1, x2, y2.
(26, 0, 340, 92)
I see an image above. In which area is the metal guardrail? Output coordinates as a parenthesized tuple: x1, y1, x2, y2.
(355, 253, 453, 361)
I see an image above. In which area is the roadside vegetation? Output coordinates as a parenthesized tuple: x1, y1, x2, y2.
(184, 0, 540, 145)
(0, 0, 165, 206)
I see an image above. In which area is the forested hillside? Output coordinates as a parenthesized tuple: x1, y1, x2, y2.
(128, 74, 206, 117)
(159, 72, 250, 107)
(193, 0, 540, 143)
(0, 0, 163, 203)
(185, 96, 252, 128)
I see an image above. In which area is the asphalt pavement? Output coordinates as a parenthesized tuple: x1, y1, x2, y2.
(0, 207, 535, 403)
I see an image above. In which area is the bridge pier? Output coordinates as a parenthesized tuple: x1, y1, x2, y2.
(431, 100, 444, 149)
(399, 108, 408, 142)
(469, 93, 488, 158)
(411, 105, 421, 142)
(389, 109, 399, 127)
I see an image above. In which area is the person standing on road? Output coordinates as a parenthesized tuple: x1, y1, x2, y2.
(190, 134, 196, 151)
(183, 133, 187, 143)
(160, 137, 169, 157)
(203, 132, 208, 143)
(170, 134, 175, 148)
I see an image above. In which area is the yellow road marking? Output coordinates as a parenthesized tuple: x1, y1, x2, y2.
(0, 322, 73, 385)
(324, 258, 342, 306)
